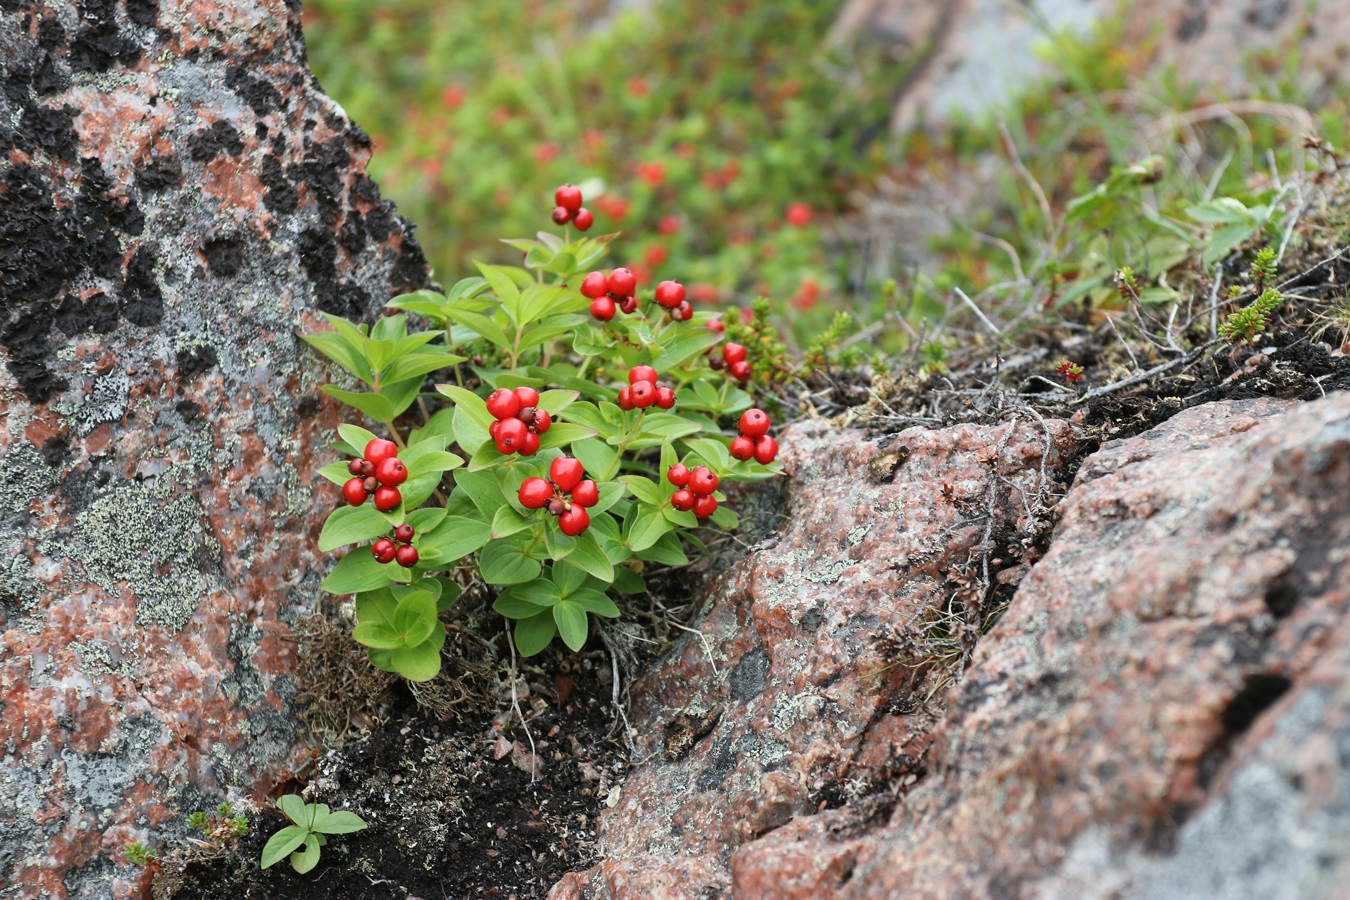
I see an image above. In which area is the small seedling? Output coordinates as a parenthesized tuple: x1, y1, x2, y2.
(1221, 287, 1283, 342)
(260, 795, 367, 874)
(124, 842, 158, 867)
(189, 801, 250, 843)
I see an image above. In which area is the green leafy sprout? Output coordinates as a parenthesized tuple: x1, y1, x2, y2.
(260, 796, 368, 875)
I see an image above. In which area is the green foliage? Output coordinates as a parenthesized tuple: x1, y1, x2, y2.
(187, 802, 249, 840)
(1221, 287, 1283, 342)
(260, 796, 367, 875)
(124, 842, 157, 867)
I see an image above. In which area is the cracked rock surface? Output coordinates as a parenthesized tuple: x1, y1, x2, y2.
(0, 1, 429, 896)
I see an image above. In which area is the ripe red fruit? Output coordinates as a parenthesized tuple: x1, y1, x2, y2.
(347, 459, 365, 476)
(753, 435, 779, 464)
(618, 295, 639, 314)
(551, 206, 572, 226)
(495, 417, 528, 453)
(729, 435, 755, 461)
(550, 457, 585, 492)
(655, 386, 676, 409)
(489, 419, 502, 440)
(555, 184, 583, 213)
(364, 438, 399, 465)
(689, 466, 719, 496)
(571, 479, 599, 508)
(629, 365, 658, 385)
(738, 408, 770, 439)
(520, 430, 541, 456)
(617, 386, 635, 410)
(372, 538, 397, 564)
(373, 486, 402, 512)
(581, 271, 609, 299)
(630, 381, 656, 408)
(667, 464, 691, 487)
(395, 545, 420, 568)
(519, 477, 553, 509)
(693, 494, 718, 519)
(671, 300, 693, 321)
(671, 489, 695, 511)
(707, 318, 725, 334)
(376, 457, 408, 486)
(514, 386, 541, 408)
(608, 267, 637, 297)
(559, 505, 591, 536)
(654, 280, 686, 309)
(589, 296, 616, 321)
(729, 360, 752, 381)
(722, 343, 747, 365)
(573, 208, 594, 231)
(486, 388, 521, 420)
(342, 477, 368, 506)
(394, 524, 415, 543)
(532, 409, 552, 433)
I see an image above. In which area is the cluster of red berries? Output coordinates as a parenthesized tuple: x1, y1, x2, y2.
(371, 523, 419, 568)
(487, 386, 550, 456)
(581, 266, 639, 320)
(729, 408, 778, 464)
(552, 184, 594, 231)
(617, 365, 676, 411)
(652, 279, 693, 322)
(342, 438, 408, 512)
(519, 457, 598, 536)
(709, 341, 751, 382)
(667, 463, 721, 519)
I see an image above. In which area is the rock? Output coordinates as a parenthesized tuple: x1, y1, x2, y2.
(0, 1, 429, 896)
(553, 393, 1350, 898)
(552, 412, 1081, 898)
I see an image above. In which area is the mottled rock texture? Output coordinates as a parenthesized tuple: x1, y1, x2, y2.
(0, 2, 429, 897)
(552, 394, 1350, 899)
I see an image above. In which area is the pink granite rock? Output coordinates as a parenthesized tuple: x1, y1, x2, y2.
(0, 2, 429, 897)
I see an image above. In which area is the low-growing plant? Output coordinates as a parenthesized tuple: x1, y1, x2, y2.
(305, 186, 785, 679)
(123, 841, 158, 867)
(260, 796, 367, 875)
(188, 801, 249, 843)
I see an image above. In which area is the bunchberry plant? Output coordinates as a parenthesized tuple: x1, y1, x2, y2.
(260, 796, 367, 875)
(305, 185, 784, 675)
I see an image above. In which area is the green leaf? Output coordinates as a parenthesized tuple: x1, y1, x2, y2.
(552, 560, 588, 596)
(611, 565, 646, 594)
(417, 515, 491, 564)
(492, 504, 534, 538)
(452, 469, 510, 519)
(570, 438, 617, 480)
(519, 285, 574, 323)
(433, 578, 462, 612)
(453, 404, 491, 455)
(351, 621, 405, 650)
(445, 306, 511, 351)
(565, 531, 615, 581)
(291, 834, 322, 874)
(709, 504, 739, 529)
(261, 825, 309, 869)
(514, 610, 558, 657)
(480, 539, 543, 585)
(277, 795, 308, 825)
(537, 422, 598, 451)
(537, 389, 580, 417)
(392, 590, 439, 646)
(321, 386, 398, 421)
(388, 636, 443, 681)
(477, 262, 523, 323)
(553, 601, 589, 651)
(636, 413, 702, 441)
(635, 531, 689, 566)
(1186, 198, 1256, 225)
(318, 504, 390, 552)
(315, 811, 367, 835)
(569, 588, 620, 617)
(384, 351, 465, 384)
(662, 505, 699, 528)
(322, 549, 406, 594)
(495, 577, 562, 612)
(301, 331, 373, 385)
(619, 475, 664, 507)
(438, 384, 495, 430)
(407, 506, 449, 533)
(627, 506, 674, 552)
(338, 424, 381, 456)
(651, 329, 721, 371)
(543, 523, 577, 561)
(319, 460, 354, 486)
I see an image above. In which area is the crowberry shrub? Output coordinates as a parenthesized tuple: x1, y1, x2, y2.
(304, 184, 786, 676)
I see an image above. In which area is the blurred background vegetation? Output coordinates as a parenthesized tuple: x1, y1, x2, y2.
(302, 0, 1349, 362)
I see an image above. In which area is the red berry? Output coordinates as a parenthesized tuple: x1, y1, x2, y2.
(671, 300, 692, 321)
(372, 538, 397, 564)
(729, 435, 755, 461)
(667, 464, 691, 487)
(753, 435, 779, 464)
(618, 295, 639, 314)
(395, 545, 420, 568)
(394, 524, 415, 543)
(486, 388, 521, 420)
(519, 477, 553, 509)
(489, 419, 502, 440)
(590, 296, 616, 321)
(722, 343, 747, 365)
(729, 360, 752, 382)
(365, 438, 399, 466)
(693, 494, 718, 520)
(495, 417, 528, 454)
(655, 386, 676, 409)
(617, 386, 635, 410)
(342, 477, 368, 506)
(550, 457, 585, 492)
(551, 206, 572, 226)
(559, 505, 591, 536)
(608, 267, 637, 297)
(630, 381, 656, 408)
(573, 208, 594, 231)
(581, 271, 608, 299)
(555, 184, 583, 213)
(520, 430, 541, 456)
(532, 409, 552, 433)
(689, 466, 719, 496)
(629, 365, 658, 385)
(739, 408, 770, 439)
(514, 386, 541, 408)
(671, 489, 695, 511)
(571, 479, 599, 508)
(373, 486, 402, 512)
(707, 318, 725, 334)
(654, 280, 686, 309)
(358, 459, 375, 477)
(375, 457, 408, 486)
(517, 406, 537, 426)
(347, 459, 365, 476)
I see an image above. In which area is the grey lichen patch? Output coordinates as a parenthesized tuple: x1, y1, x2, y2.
(67, 481, 219, 633)
(0, 441, 57, 522)
(847, 524, 872, 547)
(806, 559, 852, 585)
(71, 640, 119, 678)
(74, 372, 131, 436)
